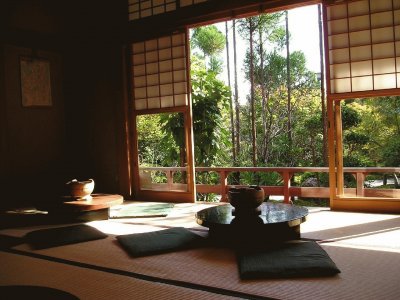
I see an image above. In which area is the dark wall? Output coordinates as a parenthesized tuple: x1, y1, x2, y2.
(0, 0, 128, 208)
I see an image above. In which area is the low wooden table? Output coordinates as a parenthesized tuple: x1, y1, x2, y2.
(196, 202, 308, 247)
(48, 194, 124, 221)
(59, 194, 124, 212)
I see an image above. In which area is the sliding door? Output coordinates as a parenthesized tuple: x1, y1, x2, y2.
(129, 31, 196, 202)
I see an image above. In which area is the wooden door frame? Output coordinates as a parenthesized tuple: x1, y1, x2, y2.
(128, 30, 196, 203)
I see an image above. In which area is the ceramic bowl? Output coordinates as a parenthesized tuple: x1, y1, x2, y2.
(228, 186, 265, 211)
(66, 179, 94, 200)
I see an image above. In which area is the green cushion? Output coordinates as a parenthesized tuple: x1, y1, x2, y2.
(238, 241, 340, 279)
(25, 224, 108, 249)
(116, 227, 205, 257)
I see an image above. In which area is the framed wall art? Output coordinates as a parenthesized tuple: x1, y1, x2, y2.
(20, 56, 52, 107)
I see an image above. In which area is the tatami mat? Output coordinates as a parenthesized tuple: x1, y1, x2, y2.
(1, 203, 399, 300)
(0, 251, 242, 300)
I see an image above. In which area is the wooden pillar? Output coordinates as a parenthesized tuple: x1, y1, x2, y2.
(220, 171, 228, 202)
(282, 171, 292, 204)
(327, 98, 337, 207)
(335, 101, 344, 196)
(356, 172, 365, 197)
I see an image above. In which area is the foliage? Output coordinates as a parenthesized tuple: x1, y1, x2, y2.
(191, 25, 226, 73)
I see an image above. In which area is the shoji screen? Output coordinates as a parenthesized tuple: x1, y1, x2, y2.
(131, 32, 188, 110)
(128, 0, 208, 21)
(326, 0, 400, 97)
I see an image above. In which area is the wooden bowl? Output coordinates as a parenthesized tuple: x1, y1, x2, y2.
(228, 186, 264, 211)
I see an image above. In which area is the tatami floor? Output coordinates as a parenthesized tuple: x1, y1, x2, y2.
(1, 202, 399, 299)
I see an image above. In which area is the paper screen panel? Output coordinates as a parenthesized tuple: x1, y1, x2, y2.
(128, 0, 177, 21)
(131, 32, 188, 110)
(327, 0, 400, 96)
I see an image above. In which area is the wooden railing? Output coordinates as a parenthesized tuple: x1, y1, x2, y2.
(139, 166, 400, 203)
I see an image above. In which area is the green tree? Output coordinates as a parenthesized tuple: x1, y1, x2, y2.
(191, 25, 226, 73)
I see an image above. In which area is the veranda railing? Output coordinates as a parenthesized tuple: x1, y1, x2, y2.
(139, 166, 400, 203)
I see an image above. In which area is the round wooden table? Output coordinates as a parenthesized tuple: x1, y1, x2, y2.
(59, 194, 124, 212)
(196, 202, 308, 246)
(47, 194, 124, 222)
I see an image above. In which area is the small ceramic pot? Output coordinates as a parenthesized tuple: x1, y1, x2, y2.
(228, 185, 264, 211)
(66, 179, 94, 200)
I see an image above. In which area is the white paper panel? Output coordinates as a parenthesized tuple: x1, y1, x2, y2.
(153, 6, 164, 15)
(133, 42, 145, 53)
(350, 30, 371, 46)
(147, 86, 159, 99)
(330, 63, 350, 78)
(174, 94, 187, 106)
(174, 70, 186, 81)
(371, 11, 393, 27)
(328, 3, 347, 20)
(373, 58, 396, 74)
(134, 76, 146, 88)
(160, 72, 173, 84)
(148, 97, 160, 109)
(160, 96, 174, 107)
(374, 74, 397, 89)
(133, 53, 145, 64)
(329, 33, 349, 49)
(159, 36, 171, 48)
(328, 19, 348, 35)
(395, 10, 400, 25)
(330, 48, 350, 64)
(160, 60, 172, 72)
(349, 15, 370, 32)
(146, 62, 159, 74)
(348, 0, 369, 16)
(174, 82, 187, 94)
(352, 76, 373, 91)
(166, 3, 176, 11)
(141, 0, 151, 10)
(370, 0, 392, 13)
(372, 27, 394, 43)
(159, 48, 171, 60)
(351, 61, 372, 76)
(147, 74, 159, 85)
(135, 99, 147, 110)
(145, 40, 158, 51)
(135, 87, 147, 98)
(173, 58, 185, 70)
(141, 9, 152, 18)
(372, 42, 395, 59)
(146, 51, 158, 63)
(160, 84, 173, 96)
(350, 45, 372, 61)
(331, 78, 351, 93)
(134, 65, 146, 76)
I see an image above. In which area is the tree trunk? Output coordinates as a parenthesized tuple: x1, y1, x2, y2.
(259, 24, 268, 165)
(318, 4, 328, 166)
(233, 21, 240, 159)
(225, 21, 236, 165)
(249, 19, 257, 167)
(285, 10, 292, 167)
(232, 20, 240, 184)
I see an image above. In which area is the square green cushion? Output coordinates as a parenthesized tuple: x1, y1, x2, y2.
(25, 224, 108, 249)
(238, 241, 340, 279)
(116, 227, 205, 257)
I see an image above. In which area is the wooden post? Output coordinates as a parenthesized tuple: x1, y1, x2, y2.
(335, 101, 344, 196)
(356, 172, 365, 197)
(282, 171, 292, 204)
(220, 171, 228, 202)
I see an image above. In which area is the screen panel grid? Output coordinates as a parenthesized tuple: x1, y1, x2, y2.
(327, 0, 400, 95)
(131, 33, 188, 110)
